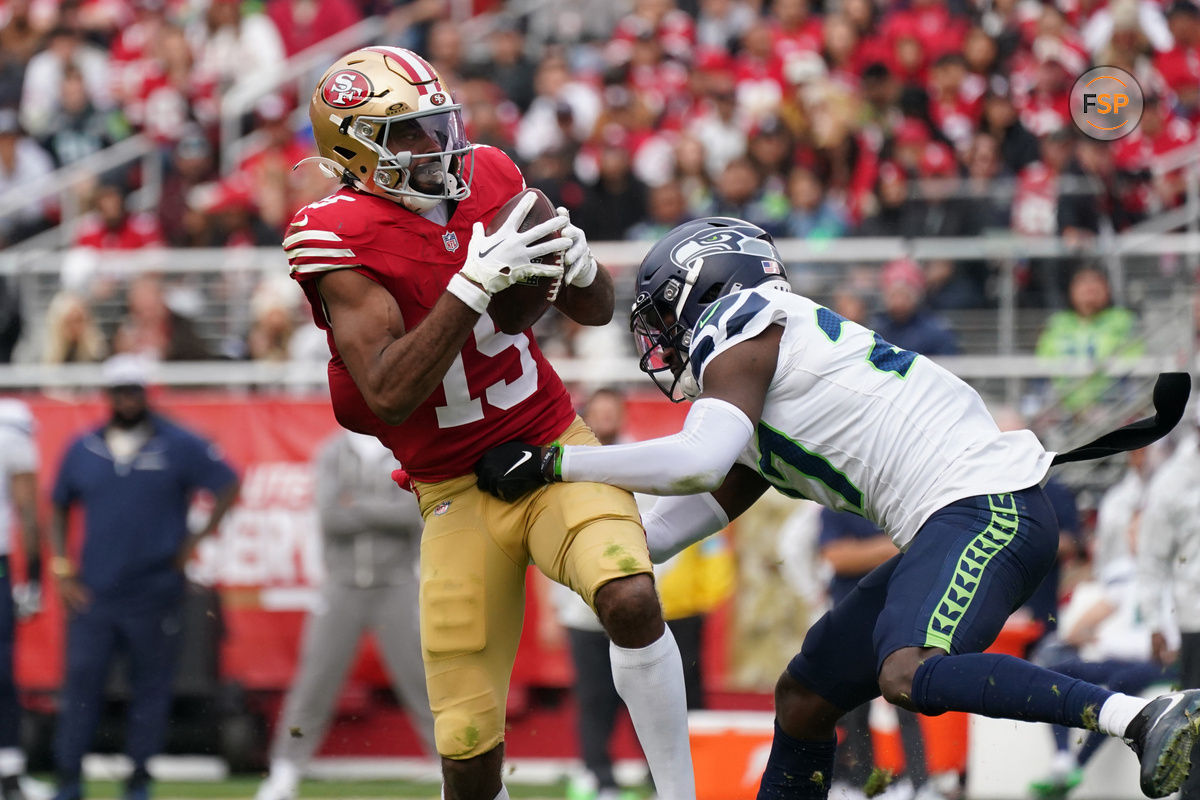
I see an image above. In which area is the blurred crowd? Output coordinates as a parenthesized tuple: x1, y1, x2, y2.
(0, 0, 1198, 373)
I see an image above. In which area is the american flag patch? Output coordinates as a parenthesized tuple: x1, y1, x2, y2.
(762, 260, 782, 274)
(443, 231, 460, 252)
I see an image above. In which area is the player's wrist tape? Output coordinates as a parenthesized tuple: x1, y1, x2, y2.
(541, 445, 562, 482)
(448, 272, 491, 313)
(569, 254, 597, 288)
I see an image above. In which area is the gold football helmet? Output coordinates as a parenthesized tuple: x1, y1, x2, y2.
(309, 46, 473, 212)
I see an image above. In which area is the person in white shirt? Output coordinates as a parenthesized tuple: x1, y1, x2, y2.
(0, 399, 43, 800)
(1137, 405, 1200, 799)
(1028, 475, 1178, 799)
(1093, 447, 1154, 577)
(476, 217, 1200, 800)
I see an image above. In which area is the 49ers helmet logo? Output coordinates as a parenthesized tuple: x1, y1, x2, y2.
(322, 70, 372, 109)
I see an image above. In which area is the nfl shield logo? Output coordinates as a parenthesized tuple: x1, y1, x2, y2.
(442, 231, 460, 252)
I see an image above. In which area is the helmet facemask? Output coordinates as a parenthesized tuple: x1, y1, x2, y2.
(631, 280, 697, 403)
(346, 107, 473, 212)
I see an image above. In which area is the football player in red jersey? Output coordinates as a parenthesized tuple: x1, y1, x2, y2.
(283, 47, 696, 800)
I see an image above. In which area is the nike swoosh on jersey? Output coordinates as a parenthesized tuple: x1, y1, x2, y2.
(503, 450, 533, 476)
(295, 215, 308, 226)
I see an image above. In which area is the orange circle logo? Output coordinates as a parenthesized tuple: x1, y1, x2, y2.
(1070, 66, 1144, 140)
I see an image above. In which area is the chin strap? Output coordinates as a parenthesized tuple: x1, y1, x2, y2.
(291, 156, 344, 180)
(678, 372, 701, 401)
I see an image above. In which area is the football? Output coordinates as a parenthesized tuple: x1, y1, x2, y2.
(484, 188, 562, 335)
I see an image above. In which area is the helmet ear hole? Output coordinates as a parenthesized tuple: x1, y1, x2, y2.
(332, 145, 356, 160)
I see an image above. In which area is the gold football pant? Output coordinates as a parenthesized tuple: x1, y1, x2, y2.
(412, 417, 653, 760)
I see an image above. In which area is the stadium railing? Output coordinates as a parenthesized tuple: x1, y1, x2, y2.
(0, 134, 162, 251)
(0, 231, 1193, 497)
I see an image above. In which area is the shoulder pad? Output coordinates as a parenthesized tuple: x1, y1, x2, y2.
(689, 287, 787, 386)
(284, 192, 368, 277)
(470, 144, 526, 193)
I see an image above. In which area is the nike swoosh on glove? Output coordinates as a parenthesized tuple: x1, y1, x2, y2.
(556, 206, 597, 288)
(460, 193, 569, 295)
(475, 440, 553, 502)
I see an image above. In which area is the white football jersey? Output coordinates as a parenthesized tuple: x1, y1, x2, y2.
(689, 286, 1054, 549)
(0, 399, 37, 557)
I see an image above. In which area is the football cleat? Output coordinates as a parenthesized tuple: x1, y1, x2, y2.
(1029, 766, 1084, 800)
(1124, 689, 1200, 797)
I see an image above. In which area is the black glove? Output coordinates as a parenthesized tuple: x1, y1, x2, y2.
(475, 441, 557, 502)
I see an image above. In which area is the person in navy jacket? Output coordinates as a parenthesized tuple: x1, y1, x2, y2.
(48, 355, 239, 800)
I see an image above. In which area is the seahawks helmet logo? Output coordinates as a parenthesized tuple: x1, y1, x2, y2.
(669, 229, 776, 268)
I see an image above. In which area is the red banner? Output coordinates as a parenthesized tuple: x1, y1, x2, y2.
(15, 390, 689, 696)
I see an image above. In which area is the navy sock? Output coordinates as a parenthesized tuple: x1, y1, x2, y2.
(1051, 723, 1070, 751)
(911, 653, 1113, 728)
(1076, 731, 1107, 766)
(756, 723, 837, 800)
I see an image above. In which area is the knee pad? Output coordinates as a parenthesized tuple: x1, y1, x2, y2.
(419, 534, 516, 760)
(426, 665, 505, 759)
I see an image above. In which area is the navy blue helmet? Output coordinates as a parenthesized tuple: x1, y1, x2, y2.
(630, 217, 789, 401)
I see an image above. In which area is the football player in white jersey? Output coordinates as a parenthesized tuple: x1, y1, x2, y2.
(476, 218, 1200, 800)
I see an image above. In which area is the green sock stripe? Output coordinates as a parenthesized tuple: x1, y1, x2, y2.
(923, 493, 1020, 651)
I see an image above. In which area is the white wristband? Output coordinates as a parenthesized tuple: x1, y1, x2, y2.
(447, 272, 490, 314)
(569, 255, 597, 288)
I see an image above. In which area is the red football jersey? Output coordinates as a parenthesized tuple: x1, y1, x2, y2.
(285, 145, 576, 482)
(74, 212, 163, 249)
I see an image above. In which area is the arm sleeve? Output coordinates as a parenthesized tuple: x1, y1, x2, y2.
(641, 492, 730, 563)
(314, 440, 423, 539)
(560, 397, 755, 494)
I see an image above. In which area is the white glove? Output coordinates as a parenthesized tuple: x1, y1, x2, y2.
(556, 206, 597, 288)
(460, 193, 569, 295)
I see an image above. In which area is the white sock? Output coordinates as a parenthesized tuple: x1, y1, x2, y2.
(1050, 749, 1077, 777)
(610, 628, 696, 800)
(0, 748, 24, 777)
(255, 759, 298, 800)
(1099, 693, 1152, 738)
